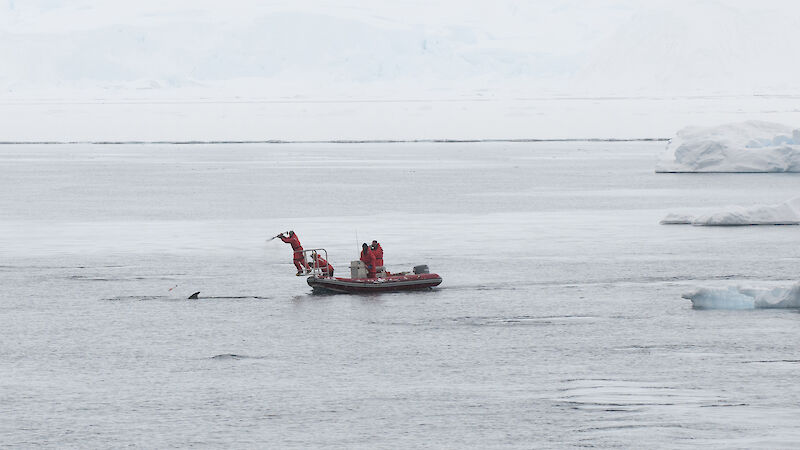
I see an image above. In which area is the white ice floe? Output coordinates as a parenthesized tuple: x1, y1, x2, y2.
(660, 197, 800, 226)
(684, 283, 800, 309)
(659, 213, 696, 225)
(656, 121, 800, 173)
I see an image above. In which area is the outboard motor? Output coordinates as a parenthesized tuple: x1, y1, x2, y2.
(413, 264, 429, 274)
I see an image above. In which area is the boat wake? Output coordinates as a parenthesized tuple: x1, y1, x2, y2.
(684, 282, 800, 309)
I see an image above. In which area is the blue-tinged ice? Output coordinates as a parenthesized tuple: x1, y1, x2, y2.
(684, 283, 800, 309)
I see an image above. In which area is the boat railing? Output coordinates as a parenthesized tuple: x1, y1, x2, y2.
(301, 248, 330, 277)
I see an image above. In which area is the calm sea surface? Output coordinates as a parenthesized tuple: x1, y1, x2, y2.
(2, 142, 799, 448)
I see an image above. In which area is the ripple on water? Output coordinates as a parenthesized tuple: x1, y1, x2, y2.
(372, 315, 599, 327)
(208, 354, 270, 361)
(102, 295, 168, 302)
(450, 315, 599, 327)
(102, 295, 270, 301)
(554, 379, 739, 413)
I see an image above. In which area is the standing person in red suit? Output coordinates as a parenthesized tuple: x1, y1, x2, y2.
(370, 240, 384, 267)
(278, 231, 309, 275)
(360, 243, 376, 278)
(310, 251, 334, 277)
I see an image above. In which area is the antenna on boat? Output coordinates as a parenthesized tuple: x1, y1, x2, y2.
(355, 229, 359, 250)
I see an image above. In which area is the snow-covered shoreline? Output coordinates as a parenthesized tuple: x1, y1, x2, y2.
(4, 96, 800, 142)
(6, 2, 800, 142)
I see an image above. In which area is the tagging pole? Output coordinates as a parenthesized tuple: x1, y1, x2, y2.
(267, 231, 289, 242)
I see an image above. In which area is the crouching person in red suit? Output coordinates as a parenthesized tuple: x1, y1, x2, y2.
(310, 251, 334, 277)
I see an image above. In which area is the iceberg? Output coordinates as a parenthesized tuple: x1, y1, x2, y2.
(655, 121, 800, 173)
(660, 197, 800, 226)
(684, 283, 800, 309)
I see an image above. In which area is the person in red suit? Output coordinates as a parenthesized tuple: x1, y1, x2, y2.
(310, 251, 334, 277)
(370, 240, 384, 267)
(360, 243, 376, 278)
(278, 231, 309, 275)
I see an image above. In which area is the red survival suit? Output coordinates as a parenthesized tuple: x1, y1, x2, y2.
(371, 243, 384, 267)
(360, 247, 377, 278)
(312, 254, 334, 277)
(280, 232, 310, 273)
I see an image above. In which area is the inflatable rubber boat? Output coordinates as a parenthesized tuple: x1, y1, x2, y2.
(302, 249, 442, 294)
(307, 272, 442, 294)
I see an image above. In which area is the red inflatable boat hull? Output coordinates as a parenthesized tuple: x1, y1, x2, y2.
(307, 273, 442, 294)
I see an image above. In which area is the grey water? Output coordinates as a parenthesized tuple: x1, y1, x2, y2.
(2, 142, 800, 448)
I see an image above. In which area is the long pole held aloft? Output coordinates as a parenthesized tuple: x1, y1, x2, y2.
(267, 231, 289, 242)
